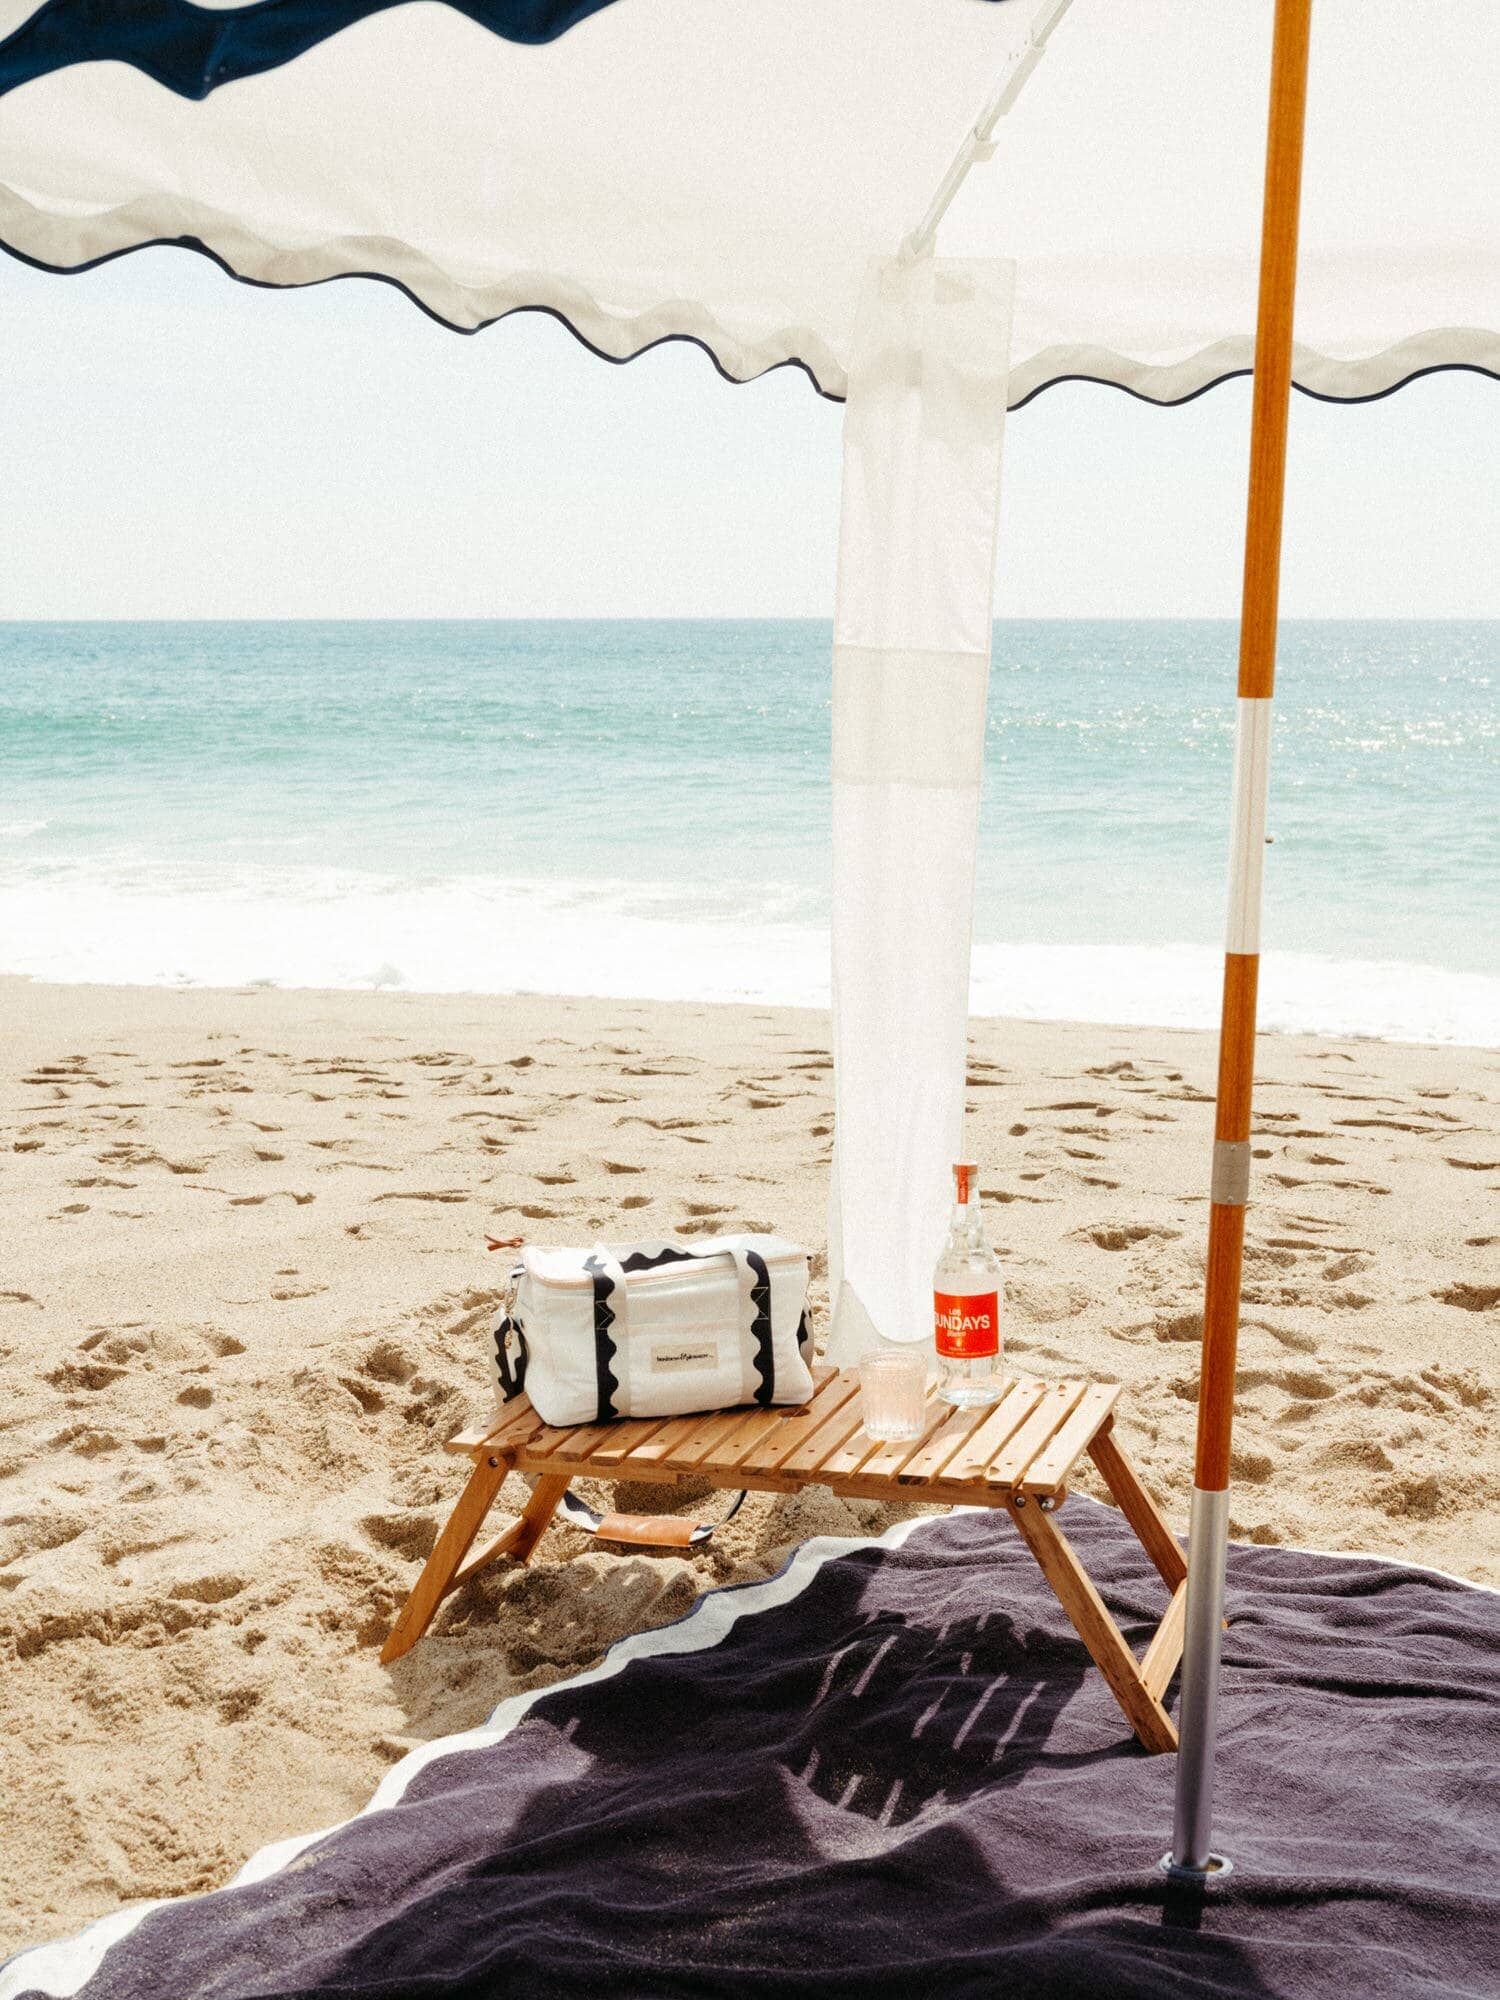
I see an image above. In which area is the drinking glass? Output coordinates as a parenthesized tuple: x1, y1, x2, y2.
(858, 1348, 929, 1442)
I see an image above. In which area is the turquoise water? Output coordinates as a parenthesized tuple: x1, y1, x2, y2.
(1, 619, 1495, 1039)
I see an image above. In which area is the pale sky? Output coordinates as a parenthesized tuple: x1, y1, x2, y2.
(1, 244, 1496, 621)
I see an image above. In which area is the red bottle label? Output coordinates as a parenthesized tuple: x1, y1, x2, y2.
(934, 1290, 999, 1359)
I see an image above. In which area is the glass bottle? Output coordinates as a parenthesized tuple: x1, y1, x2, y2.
(933, 1161, 1005, 1407)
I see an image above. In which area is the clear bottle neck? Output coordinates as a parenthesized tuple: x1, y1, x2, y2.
(948, 1195, 987, 1248)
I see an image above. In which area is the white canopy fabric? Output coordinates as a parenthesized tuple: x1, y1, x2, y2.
(0, 0, 1495, 407)
(827, 256, 1014, 1363)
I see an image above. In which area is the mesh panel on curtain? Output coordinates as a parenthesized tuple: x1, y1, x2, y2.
(826, 256, 1015, 1364)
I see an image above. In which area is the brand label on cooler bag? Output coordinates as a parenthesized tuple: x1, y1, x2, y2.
(934, 1291, 999, 1359)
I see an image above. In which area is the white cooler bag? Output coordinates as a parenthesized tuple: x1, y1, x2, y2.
(492, 1235, 814, 1429)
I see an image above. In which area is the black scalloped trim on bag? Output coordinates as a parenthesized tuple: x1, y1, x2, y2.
(492, 1313, 529, 1402)
(584, 1252, 620, 1423)
(746, 1249, 775, 1406)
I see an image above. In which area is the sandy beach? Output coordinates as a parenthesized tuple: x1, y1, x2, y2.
(1, 975, 1495, 1959)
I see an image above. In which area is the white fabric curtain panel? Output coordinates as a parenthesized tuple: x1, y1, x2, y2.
(826, 256, 1015, 1364)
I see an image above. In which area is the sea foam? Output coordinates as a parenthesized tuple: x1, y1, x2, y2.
(2, 869, 1493, 1047)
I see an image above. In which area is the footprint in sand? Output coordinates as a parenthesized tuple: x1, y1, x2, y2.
(1154, 1309, 1203, 1344)
(361, 1338, 419, 1384)
(325, 1370, 384, 1414)
(1230, 1448, 1276, 1484)
(1244, 1319, 1318, 1355)
(1434, 1282, 1500, 1313)
(360, 1512, 438, 1561)
(1269, 1367, 1339, 1410)
(373, 1189, 467, 1204)
(169, 1571, 247, 1604)
(48, 1424, 121, 1457)
(1081, 1222, 1182, 1252)
(46, 1358, 128, 1392)
(1321, 1254, 1370, 1281)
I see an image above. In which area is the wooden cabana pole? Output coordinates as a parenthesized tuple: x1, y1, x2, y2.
(1169, 0, 1314, 1878)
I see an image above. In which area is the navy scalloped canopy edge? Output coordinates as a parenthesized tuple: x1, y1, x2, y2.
(0, 0, 625, 100)
(0, 0, 1022, 102)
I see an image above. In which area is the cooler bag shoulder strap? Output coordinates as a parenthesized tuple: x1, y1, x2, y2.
(570, 1239, 752, 1549)
(557, 1485, 749, 1549)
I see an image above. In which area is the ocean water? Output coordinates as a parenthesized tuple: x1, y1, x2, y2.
(1, 619, 1495, 1044)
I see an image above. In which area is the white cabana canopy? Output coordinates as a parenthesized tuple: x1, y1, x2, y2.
(2, 0, 1495, 1886)
(0, 0, 1496, 405)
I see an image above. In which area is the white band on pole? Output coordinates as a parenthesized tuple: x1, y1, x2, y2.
(1224, 697, 1273, 953)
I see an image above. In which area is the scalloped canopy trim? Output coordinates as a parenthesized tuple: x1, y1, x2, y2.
(0, 0, 631, 100)
(2, 182, 1498, 409)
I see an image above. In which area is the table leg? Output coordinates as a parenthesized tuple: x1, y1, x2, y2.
(1086, 1420, 1188, 1591)
(1005, 1495, 1179, 1755)
(380, 1451, 511, 1664)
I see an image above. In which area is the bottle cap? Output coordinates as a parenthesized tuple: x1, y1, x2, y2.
(952, 1162, 978, 1203)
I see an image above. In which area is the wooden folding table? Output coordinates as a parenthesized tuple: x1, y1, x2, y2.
(383, 1369, 1187, 1753)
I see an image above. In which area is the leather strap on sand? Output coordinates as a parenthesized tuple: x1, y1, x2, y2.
(557, 1484, 747, 1549)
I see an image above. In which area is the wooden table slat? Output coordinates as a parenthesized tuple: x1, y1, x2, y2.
(524, 1416, 621, 1465)
(739, 1374, 862, 1474)
(1014, 1381, 1121, 1493)
(585, 1413, 677, 1468)
(988, 1380, 1089, 1487)
(777, 1396, 871, 1479)
(444, 1421, 502, 1459)
(622, 1409, 723, 1465)
(813, 1407, 896, 1482)
(856, 1391, 955, 1481)
(938, 1377, 1047, 1486)
(450, 1399, 543, 1457)
(896, 1394, 1001, 1485)
(692, 1404, 795, 1474)
(658, 1403, 772, 1471)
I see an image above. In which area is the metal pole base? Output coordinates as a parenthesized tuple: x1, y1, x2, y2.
(1170, 1484, 1232, 1871)
(1159, 1852, 1234, 1885)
